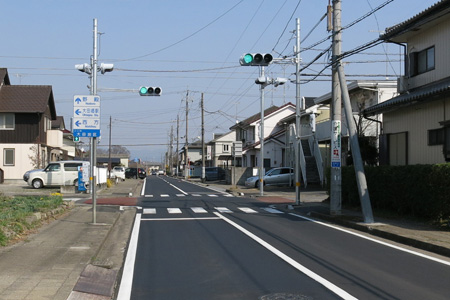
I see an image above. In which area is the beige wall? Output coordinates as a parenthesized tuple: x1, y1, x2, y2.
(407, 17, 450, 89)
(383, 97, 450, 164)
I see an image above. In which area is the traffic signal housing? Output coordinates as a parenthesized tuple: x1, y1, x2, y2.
(139, 86, 162, 96)
(239, 53, 273, 66)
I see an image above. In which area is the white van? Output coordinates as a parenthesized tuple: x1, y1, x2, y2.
(27, 160, 85, 189)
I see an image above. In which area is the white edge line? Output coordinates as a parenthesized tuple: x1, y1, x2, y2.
(141, 217, 220, 221)
(140, 178, 146, 196)
(116, 213, 141, 300)
(214, 212, 358, 300)
(289, 213, 450, 267)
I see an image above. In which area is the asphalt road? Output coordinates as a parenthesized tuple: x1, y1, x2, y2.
(117, 175, 450, 300)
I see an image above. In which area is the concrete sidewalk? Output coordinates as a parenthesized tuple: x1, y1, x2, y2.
(0, 179, 143, 300)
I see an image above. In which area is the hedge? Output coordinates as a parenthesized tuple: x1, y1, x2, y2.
(336, 164, 450, 221)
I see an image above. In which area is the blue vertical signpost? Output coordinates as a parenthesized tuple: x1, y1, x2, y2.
(73, 95, 101, 194)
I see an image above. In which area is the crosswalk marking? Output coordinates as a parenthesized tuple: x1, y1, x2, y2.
(143, 193, 231, 198)
(214, 207, 233, 213)
(143, 208, 156, 214)
(191, 207, 208, 214)
(263, 207, 284, 214)
(141, 207, 286, 215)
(238, 207, 257, 214)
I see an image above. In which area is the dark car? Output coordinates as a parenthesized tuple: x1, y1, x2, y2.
(125, 168, 146, 179)
(205, 167, 226, 181)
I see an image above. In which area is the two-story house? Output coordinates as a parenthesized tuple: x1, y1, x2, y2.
(0, 68, 65, 182)
(365, 0, 450, 165)
(230, 102, 296, 169)
(207, 131, 237, 167)
(315, 80, 398, 169)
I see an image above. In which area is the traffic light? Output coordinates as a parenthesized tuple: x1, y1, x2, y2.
(139, 86, 162, 96)
(239, 53, 273, 66)
(73, 136, 80, 143)
(98, 63, 114, 74)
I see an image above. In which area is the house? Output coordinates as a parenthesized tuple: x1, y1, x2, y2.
(0, 68, 71, 182)
(365, 0, 450, 165)
(314, 80, 398, 168)
(207, 131, 237, 167)
(230, 102, 296, 169)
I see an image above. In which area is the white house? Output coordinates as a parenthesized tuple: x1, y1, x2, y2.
(230, 102, 296, 169)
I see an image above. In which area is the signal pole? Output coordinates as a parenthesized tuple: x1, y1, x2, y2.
(259, 66, 265, 197)
(91, 19, 98, 224)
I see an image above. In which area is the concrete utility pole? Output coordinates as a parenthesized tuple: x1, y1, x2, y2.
(169, 125, 173, 175)
(294, 18, 302, 205)
(176, 115, 179, 177)
(185, 90, 189, 179)
(259, 66, 266, 197)
(330, 0, 342, 215)
(201, 93, 206, 183)
(108, 115, 112, 179)
(337, 64, 374, 223)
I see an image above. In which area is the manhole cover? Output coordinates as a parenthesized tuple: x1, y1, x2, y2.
(260, 293, 313, 300)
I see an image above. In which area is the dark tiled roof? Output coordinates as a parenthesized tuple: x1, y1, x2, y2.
(381, 0, 450, 41)
(364, 77, 450, 116)
(0, 68, 10, 85)
(0, 85, 57, 119)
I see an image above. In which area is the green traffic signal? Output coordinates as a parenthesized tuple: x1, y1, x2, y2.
(243, 53, 253, 64)
(239, 53, 273, 66)
(140, 86, 148, 94)
(73, 136, 80, 143)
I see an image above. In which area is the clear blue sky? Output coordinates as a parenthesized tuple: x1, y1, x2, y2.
(0, 0, 438, 162)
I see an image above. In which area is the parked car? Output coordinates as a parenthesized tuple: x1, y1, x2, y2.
(244, 167, 294, 188)
(110, 166, 126, 181)
(125, 168, 146, 179)
(205, 167, 226, 181)
(26, 160, 85, 189)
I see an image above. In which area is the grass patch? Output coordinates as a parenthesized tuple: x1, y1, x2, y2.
(0, 192, 65, 246)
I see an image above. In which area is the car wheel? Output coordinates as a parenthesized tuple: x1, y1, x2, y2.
(32, 179, 43, 189)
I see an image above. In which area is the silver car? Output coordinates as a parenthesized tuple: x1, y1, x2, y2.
(245, 167, 294, 188)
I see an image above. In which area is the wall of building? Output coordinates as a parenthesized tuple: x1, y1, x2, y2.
(383, 97, 450, 164)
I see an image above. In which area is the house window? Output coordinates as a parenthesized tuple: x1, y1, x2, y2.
(3, 148, 15, 166)
(223, 144, 230, 153)
(428, 128, 445, 145)
(410, 46, 435, 76)
(0, 113, 14, 130)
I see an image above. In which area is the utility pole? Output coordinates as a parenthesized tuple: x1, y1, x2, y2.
(294, 18, 301, 205)
(201, 93, 206, 183)
(185, 90, 189, 180)
(259, 67, 265, 197)
(108, 115, 112, 179)
(330, 0, 342, 215)
(176, 115, 179, 177)
(169, 125, 173, 175)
